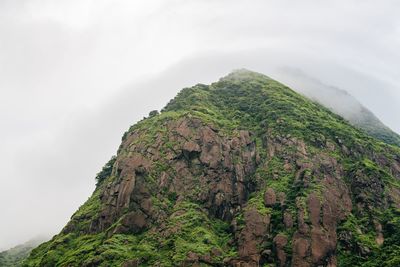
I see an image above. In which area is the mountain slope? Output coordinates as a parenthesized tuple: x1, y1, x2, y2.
(0, 238, 46, 267)
(24, 70, 400, 266)
(278, 69, 400, 147)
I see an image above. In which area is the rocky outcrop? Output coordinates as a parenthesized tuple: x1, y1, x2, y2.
(232, 208, 270, 266)
(264, 188, 276, 207)
(85, 117, 259, 234)
(253, 133, 355, 267)
(274, 234, 288, 267)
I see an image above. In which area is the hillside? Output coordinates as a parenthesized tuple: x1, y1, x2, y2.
(24, 70, 400, 266)
(0, 238, 46, 267)
(285, 71, 400, 147)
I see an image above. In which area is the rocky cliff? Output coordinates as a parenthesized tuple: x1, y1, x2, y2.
(24, 70, 400, 266)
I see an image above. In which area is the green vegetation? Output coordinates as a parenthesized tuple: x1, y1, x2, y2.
(95, 156, 117, 186)
(337, 208, 400, 267)
(0, 239, 45, 267)
(350, 107, 400, 147)
(25, 202, 235, 266)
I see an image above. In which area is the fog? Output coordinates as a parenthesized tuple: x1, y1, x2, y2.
(1, 0, 400, 250)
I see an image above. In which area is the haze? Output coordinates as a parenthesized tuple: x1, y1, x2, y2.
(1, 0, 400, 250)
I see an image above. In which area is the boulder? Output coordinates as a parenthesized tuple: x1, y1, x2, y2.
(264, 188, 276, 207)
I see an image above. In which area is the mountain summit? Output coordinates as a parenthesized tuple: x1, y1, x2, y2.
(24, 70, 400, 266)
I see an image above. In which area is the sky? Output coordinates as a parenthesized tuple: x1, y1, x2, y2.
(1, 0, 400, 250)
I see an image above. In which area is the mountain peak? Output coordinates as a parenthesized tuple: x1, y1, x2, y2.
(220, 68, 272, 82)
(24, 71, 400, 267)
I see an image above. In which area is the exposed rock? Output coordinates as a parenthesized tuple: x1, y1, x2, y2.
(235, 208, 270, 265)
(273, 234, 288, 267)
(183, 141, 201, 153)
(307, 193, 321, 227)
(113, 211, 148, 234)
(122, 259, 140, 267)
(283, 211, 294, 228)
(389, 187, 400, 209)
(374, 221, 384, 245)
(292, 235, 310, 267)
(89, 117, 259, 232)
(182, 141, 201, 160)
(296, 199, 309, 235)
(376, 232, 384, 246)
(277, 192, 286, 206)
(310, 227, 335, 264)
(264, 188, 276, 207)
(349, 168, 386, 207)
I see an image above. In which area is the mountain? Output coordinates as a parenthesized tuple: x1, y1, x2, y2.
(24, 70, 400, 266)
(0, 237, 47, 267)
(277, 68, 400, 147)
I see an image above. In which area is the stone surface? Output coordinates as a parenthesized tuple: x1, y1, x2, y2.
(235, 208, 270, 265)
(283, 211, 294, 228)
(274, 234, 288, 267)
(264, 188, 276, 207)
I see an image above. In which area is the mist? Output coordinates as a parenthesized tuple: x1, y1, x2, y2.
(1, 0, 400, 250)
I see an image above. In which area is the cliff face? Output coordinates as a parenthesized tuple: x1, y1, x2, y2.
(24, 70, 400, 267)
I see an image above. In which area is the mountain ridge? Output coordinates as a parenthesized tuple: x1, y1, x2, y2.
(276, 68, 400, 147)
(0, 237, 47, 267)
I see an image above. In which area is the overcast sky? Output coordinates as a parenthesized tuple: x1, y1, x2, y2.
(1, 0, 400, 250)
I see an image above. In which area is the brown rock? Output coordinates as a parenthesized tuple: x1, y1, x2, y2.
(199, 143, 221, 168)
(274, 234, 288, 247)
(307, 193, 321, 226)
(200, 253, 212, 264)
(323, 176, 352, 221)
(292, 233, 311, 267)
(186, 251, 199, 261)
(140, 198, 152, 213)
(374, 221, 384, 245)
(117, 211, 148, 234)
(176, 119, 192, 138)
(283, 160, 292, 171)
(237, 208, 270, 264)
(277, 192, 286, 206)
(326, 141, 336, 151)
(296, 198, 309, 234)
(183, 141, 201, 152)
(211, 247, 222, 257)
(122, 259, 139, 267)
(274, 234, 288, 267)
(297, 139, 307, 155)
(389, 187, 400, 209)
(283, 211, 294, 228)
(239, 130, 252, 145)
(310, 227, 335, 264)
(327, 256, 337, 267)
(130, 154, 151, 170)
(264, 188, 276, 207)
(159, 172, 169, 188)
(376, 233, 384, 246)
